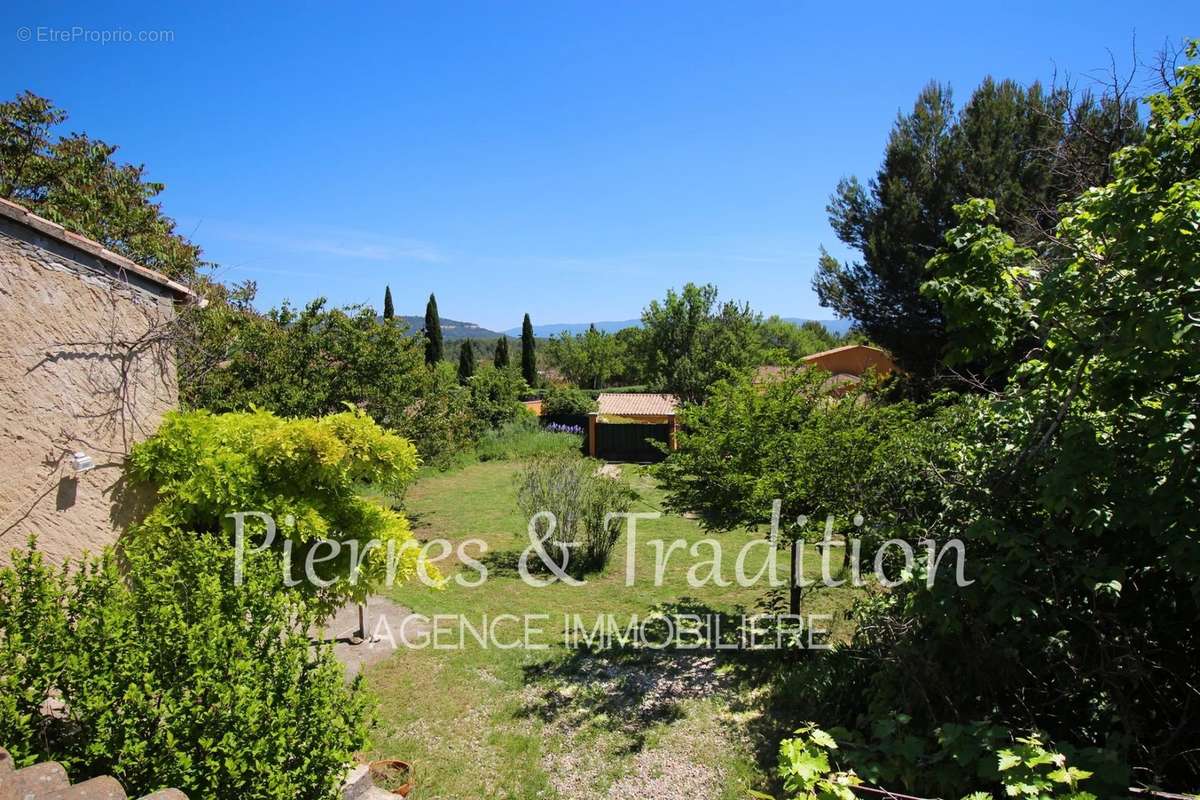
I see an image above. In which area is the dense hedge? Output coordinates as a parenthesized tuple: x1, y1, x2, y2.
(0, 536, 367, 800)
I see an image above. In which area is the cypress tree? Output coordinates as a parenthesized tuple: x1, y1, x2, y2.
(458, 339, 476, 383)
(520, 313, 536, 386)
(383, 286, 394, 320)
(494, 336, 509, 369)
(424, 293, 443, 365)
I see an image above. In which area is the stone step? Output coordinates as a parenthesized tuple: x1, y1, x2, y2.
(11, 762, 69, 800)
(41, 776, 125, 800)
(0, 748, 186, 800)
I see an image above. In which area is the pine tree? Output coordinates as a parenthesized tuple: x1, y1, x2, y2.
(458, 339, 476, 383)
(520, 313, 536, 386)
(423, 293, 443, 365)
(813, 78, 1141, 381)
(383, 286, 394, 320)
(494, 336, 509, 369)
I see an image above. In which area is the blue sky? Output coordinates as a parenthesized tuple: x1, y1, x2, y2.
(1, 3, 1188, 330)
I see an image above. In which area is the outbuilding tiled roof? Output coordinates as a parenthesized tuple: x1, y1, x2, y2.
(597, 392, 678, 416)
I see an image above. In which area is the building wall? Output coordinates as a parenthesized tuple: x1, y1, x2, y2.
(801, 345, 895, 377)
(0, 217, 180, 564)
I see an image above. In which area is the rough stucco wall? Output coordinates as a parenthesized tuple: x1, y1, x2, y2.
(0, 221, 179, 565)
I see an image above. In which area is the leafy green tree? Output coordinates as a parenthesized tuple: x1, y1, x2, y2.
(544, 324, 627, 389)
(611, 326, 648, 385)
(457, 338, 476, 383)
(795, 51, 1197, 790)
(399, 361, 476, 466)
(657, 368, 945, 535)
(382, 285, 394, 320)
(814, 76, 1141, 381)
(638, 283, 763, 403)
(424, 293, 444, 365)
(466, 366, 528, 432)
(494, 335, 510, 369)
(181, 297, 427, 431)
(662, 51, 1200, 788)
(757, 316, 840, 363)
(0, 91, 202, 280)
(177, 291, 484, 465)
(521, 313, 537, 386)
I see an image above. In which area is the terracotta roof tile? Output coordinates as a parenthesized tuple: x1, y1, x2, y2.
(597, 393, 678, 416)
(0, 197, 199, 304)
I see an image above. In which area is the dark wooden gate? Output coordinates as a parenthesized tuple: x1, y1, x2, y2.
(594, 422, 670, 462)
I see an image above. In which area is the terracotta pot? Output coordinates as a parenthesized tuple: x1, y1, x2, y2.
(368, 759, 414, 797)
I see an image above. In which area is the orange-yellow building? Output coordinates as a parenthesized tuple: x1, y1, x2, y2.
(756, 344, 895, 395)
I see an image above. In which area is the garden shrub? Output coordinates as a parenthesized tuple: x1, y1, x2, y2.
(678, 48, 1200, 793)
(476, 412, 583, 462)
(466, 366, 528, 432)
(765, 722, 1115, 800)
(0, 536, 367, 800)
(181, 297, 426, 428)
(657, 366, 955, 541)
(127, 408, 429, 617)
(514, 453, 635, 573)
(398, 360, 477, 467)
(541, 385, 596, 417)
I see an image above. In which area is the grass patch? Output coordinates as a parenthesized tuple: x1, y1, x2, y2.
(476, 417, 583, 462)
(361, 460, 860, 798)
(413, 418, 585, 479)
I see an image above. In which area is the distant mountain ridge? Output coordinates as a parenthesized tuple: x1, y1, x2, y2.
(505, 317, 854, 337)
(503, 320, 639, 337)
(779, 317, 854, 336)
(391, 315, 854, 340)
(392, 315, 505, 341)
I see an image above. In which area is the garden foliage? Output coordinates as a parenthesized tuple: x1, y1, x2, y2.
(813, 72, 1142, 380)
(540, 384, 597, 417)
(664, 47, 1200, 793)
(515, 453, 636, 574)
(476, 413, 583, 462)
(0, 537, 367, 800)
(128, 407, 427, 615)
(466, 366, 528, 432)
(656, 366, 954, 542)
(764, 723, 1109, 800)
(0, 91, 202, 280)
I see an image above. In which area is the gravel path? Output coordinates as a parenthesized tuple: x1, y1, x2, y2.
(528, 652, 747, 800)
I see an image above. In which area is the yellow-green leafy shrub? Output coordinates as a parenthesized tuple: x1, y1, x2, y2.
(128, 408, 429, 615)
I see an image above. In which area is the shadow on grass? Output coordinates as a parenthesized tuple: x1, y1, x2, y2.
(478, 549, 524, 578)
(516, 594, 863, 778)
(478, 548, 611, 581)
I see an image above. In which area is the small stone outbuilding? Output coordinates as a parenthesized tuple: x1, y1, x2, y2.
(0, 198, 198, 564)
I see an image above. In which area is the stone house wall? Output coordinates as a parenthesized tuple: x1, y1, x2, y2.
(0, 206, 192, 565)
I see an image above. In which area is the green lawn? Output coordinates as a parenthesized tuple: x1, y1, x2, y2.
(362, 459, 857, 800)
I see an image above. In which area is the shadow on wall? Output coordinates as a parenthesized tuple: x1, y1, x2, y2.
(55, 477, 77, 511)
(108, 471, 159, 539)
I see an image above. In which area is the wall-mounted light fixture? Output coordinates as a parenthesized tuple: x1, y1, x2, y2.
(70, 451, 95, 473)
